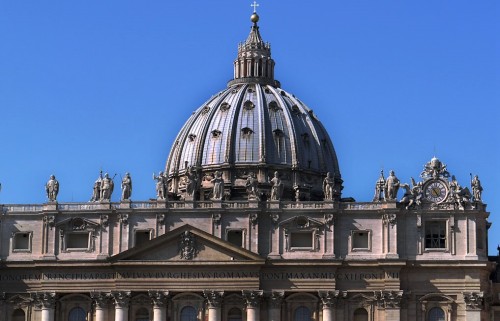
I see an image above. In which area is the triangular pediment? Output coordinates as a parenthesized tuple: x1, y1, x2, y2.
(110, 224, 264, 263)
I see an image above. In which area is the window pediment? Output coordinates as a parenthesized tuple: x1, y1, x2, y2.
(279, 216, 324, 229)
(56, 217, 100, 232)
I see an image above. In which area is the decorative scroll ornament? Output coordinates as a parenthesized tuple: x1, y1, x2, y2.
(32, 292, 56, 309)
(374, 291, 403, 308)
(382, 214, 397, 227)
(90, 291, 111, 309)
(463, 292, 484, 310)
(111, 291, 131, 308)
(203, 290, 224, 308)
(318, 290, 346, 308)
(148, 291, 170, 308)
(268, 291, 284, 308)
(242, 290, 263, 308)
(179, 231, 198, 260)
(421, 157, 450, 179)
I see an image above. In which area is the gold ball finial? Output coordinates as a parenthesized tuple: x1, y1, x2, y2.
(251, 12, 259, 23)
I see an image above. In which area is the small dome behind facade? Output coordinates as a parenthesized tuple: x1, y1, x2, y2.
(165, 13, 342, 201)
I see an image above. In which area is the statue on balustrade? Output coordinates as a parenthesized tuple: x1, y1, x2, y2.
(100, 173, 114, 201)
(153, 171, 167, 200)
(121, 172, 132, 201)
(45, 175, 59, 202)
(270, 171, 283, 201)
(211, 171, 224, 200)
(384, 170, 400, 201)
(246, 172, 260, 200)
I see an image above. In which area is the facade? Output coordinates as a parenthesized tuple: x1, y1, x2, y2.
(0, 10, 497, 321)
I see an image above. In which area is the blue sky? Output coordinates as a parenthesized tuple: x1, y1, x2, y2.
(0, 2, 499, 252)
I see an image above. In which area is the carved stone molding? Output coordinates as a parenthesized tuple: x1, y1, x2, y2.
(119, 214, 129, 227)
(382, 214, 397, 227)
(324, 214, 334, 226)
(212, 214, 221, 226)
(318, 290, 346, 308)
(111, 291, 131, 308)
(249, 213, 258, 226)
(203, 290, 224, 308)
(374, 290, 403, 309)
(270, 213, 280, 225)
(90, 291, 111, 309)
(242, 290, 263, 308)
(267, 291, 284, 308)
(157, 214, 166, 227)
(463, 292, 484, 310)
(179, 231, 198, 260)
(32, 292, 56, 309)
(43, 215, 55, 229)
(100, 215, 109, 228)
(148, 290, 170, 308)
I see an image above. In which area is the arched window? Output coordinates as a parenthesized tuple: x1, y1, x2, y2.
(180, 306, 197, 321)
(294, 306, 311, 321)
(428, 307, 445, 321)
(135, 307, 150, 321)
(12, 309, 25, 321)
(69, 307, 87, 321)
(228, 307, 242, 321)
(353, 308, 368, 321)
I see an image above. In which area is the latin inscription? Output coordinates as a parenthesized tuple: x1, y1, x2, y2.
(0, 271, 399, 282)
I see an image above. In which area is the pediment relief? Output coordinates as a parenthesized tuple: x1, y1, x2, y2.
(56, 217, 100, 231)
(279, 215, 324, 230)
(419, 293, 455, 303)
(111, 224, 264, 263)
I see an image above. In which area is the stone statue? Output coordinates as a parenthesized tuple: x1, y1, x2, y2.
(100, 173, 114, 201)
(270, 171, 283, 201)
(400, 177, 422, 209)
(246, 172, 259, 200)
(211, 171, 224, 200)
(384, 170, 400, 201)
(451, 183, 471, 210)
(91, 171, 103, 202)
(45, 175, 59, 202)
(372, 170, 385, 202)
(471, 175, 483, 202)
(153, 171, 167, 200)
(323, 172, 335, 201)
(185, 166, 198, 197)
(121, 173, 132, 201)
(179, 231, 197, 260)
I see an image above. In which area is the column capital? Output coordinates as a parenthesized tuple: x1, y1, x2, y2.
(374, 290, 403, 309)
(111, 291, 131, 308)
(318, 290, 346, 308)
(242, 290, 263, 308)
(463, 291, 484, 310)
(90, 291, 111, 309)
(148, 290, 170, 308)
(267, 291, 284, 308)
(203, 290, 224, 308)
(32, 292, 56, 309)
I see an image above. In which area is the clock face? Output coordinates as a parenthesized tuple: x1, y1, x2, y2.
(424, 180, 448, 203)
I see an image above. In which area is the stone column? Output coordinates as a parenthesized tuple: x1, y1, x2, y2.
(203, 290, 224, 321)
(463, 292, 484, 321)
(149, 291, 170, 321)
(319, 291, 342, 321)
(268, 291, 284, 321)
(33, 292, 56, 321)
(242, 290, 263, 321)
(375, 291, 403, 321)
(91, 291, 111, 321)
(111, 291, 131, 321)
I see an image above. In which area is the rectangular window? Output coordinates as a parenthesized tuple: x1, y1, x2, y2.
(425, 221, 447, 249)
(66, 233, 90, 250)
(227, 230, 244, 247)
(290, 232, 313, 249)
(135, 230, 152, 247)
(352, 231, 370, 250)
(12, 232, 32, 252)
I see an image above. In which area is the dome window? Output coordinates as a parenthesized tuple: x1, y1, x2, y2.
(241, 127, 254, 137)
(280, 90, 287, 97)
(269, 101, 280, 112)
(247, 86, 254, 93)
(188, 134, 197, 142)
(211, 129, 222, 138)
(291, 105, 301, 115)
(273, 129, 284, 137)
(201, 106, 211, 115)
(243, 100, 255, 110)
(264, 87, 271, 94)
(220, 102, 231, 112)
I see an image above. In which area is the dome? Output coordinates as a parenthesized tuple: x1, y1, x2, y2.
(165, 13, 342, 201)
